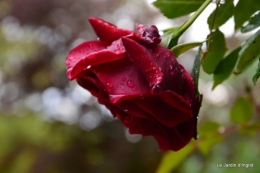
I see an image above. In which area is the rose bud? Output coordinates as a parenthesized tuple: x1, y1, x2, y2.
(66, 17, 202, 151)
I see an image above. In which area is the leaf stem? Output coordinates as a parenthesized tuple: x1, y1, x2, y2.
(176, 0, 212, 36)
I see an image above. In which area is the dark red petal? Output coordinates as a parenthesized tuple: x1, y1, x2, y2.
(151, 46, 184, 93)
(121, 37, 164, 89)
(76, 70, 106, 99)
(135, 24, 161, 45)
(66, 40, 108, 71)
(88, 17, 133, 43)
(153, 119, 195, 151)
(67, 50, 125, 80)
(128, 116, 161, 136)
(132, 91, 192, 127)
(90, 58, 151, 102)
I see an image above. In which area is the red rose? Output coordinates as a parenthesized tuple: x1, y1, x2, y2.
(66, 17, 202, 151)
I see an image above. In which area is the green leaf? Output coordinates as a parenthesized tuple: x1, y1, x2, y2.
(207, 0, 234, 29)
(253, 57, 260, 85)
(213, 47, 241, 89)
(202, 29, 227, 74)
(153, 0, 204, 19)
(235, 29, 260, 74)
(241, 11, 260, 33)
(197, 121, 222, 155)
(171, 41, 203, 57)
(191, 47, 202, 97)
(239, 122, 260, 135)
(230, 96, 254, 124)
(156, 143, 194, 173)
(160, 0, 211, 48)
(198, 135, 223, 155)
(234, 0, 260, 29)
(161, 26, 182, 48)
(198, 121, 220, 138)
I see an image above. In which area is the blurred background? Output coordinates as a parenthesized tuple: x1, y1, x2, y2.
(0, 0, 260, 172)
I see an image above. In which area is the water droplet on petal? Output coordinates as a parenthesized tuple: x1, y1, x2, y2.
(122, 77, 126, 82)
(169, 65, 173, 71)
(80, 49, 85, 53)
(124, 109, 128, 112)
(126, 80, 134, 88)
(132, 87, 137, 91)
(106, 83, 113, 88)
(87, 65, 91, 69)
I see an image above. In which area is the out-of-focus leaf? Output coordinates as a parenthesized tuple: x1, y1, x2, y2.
(235, 29, 260, 74)
(239, 122, 260, 135)
(241, 12, 260, 33)
(234, 0, 260, 29)
(153, 0, 204, 19)
(197, 121, 222, 155)
(202, 29, 227, 74)
(198, 135, 223, 155)
(230, 96, 254, 124)
(213, 47, 241, 89)
(198, 121, 220, 138)
(171, 41, 203, 58)
(156, 143, 194, 173)
(191, 47, 202, 97)
(253, 58, 260, 85)
(207, 0, 234, 29)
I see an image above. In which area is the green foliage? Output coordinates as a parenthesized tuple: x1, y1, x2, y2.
(234, 0, 260, 29)
(161, 26, 183, 48)
(253, 58, 260, 85)
(235, 29, 260, 74)
(197, 121, 223, 155)
(239, 122, 260, 135)
(191, 47, 202, 97)
(242, 12, 260, 33)
(156, 143, 194, 173)
(230, 96, 254, 124)
(171, 41, 203, 58)
(213, 47, 241, 89)
(202, 29, 227, 74)
(153, 0, 204, 19)
(207, 0, 234, 29)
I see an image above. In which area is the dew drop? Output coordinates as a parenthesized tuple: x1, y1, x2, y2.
(132, 87, 137, 91)
(126, 80, 134, 88)
(87, 65, 91, 69)
(124, 109, 128, 112)
(122, 77, 126, 82)
(120, 82, 124, 85)
(106, 83, 113, 88)
(139, 94, 144, 99)
(169, 65, 173, 71)
(80, 49, 85, 53)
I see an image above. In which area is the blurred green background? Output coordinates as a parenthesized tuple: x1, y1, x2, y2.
(0, 0, 260, 172)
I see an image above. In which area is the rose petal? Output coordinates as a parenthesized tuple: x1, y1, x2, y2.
(135, 24, 161, 45)
(131, 92, 192, 127)
(66, 40, 108, 70)
(153, 119, 195, 151)
(121, 37, 164, 88)
(90, 58, 151, 101)
(89, 17, 133, 43)
(67, 50, 125, 80)
(151, 46, 185, 93)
